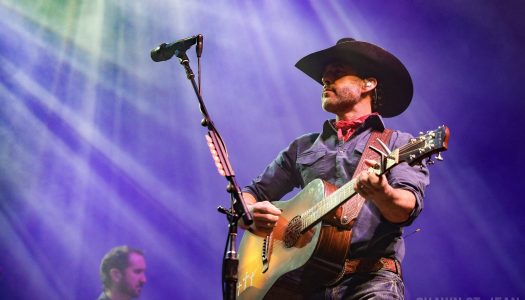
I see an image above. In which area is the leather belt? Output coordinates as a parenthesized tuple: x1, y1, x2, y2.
(344, 257, 401, 276)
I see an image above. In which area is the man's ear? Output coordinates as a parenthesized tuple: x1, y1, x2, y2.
(362, 77, 378, 92)
(110, 268, 122, 283)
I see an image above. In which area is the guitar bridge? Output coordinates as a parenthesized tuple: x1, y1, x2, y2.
(261, 233, 273, 273)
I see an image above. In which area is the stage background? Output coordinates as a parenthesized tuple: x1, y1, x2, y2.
(1, 0, 524, 299)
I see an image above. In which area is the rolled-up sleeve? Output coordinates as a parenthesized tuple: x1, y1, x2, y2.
(387, 131, 430, 226)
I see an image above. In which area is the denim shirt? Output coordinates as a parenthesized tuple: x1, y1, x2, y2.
(243, 115, 429, 262)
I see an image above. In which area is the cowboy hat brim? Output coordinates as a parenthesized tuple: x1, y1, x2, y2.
(295, 39, 413, 118)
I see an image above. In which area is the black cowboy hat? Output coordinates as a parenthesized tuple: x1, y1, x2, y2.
(295, 38, 413, 117)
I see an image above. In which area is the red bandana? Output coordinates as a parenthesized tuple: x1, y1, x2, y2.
(334, 113, 378, 142)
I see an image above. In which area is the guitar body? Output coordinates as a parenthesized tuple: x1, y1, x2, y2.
(237, 179, 351, 300)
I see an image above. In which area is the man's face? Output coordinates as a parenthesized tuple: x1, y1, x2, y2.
(321, 63, 366, 114)
(118, 253, 147, 298)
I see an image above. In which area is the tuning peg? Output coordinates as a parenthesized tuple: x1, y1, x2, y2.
(436, 152, 443, 161)
(426, 157, 435, 165)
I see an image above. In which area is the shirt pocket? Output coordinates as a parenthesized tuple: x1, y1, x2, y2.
(296, 149, 329, 185)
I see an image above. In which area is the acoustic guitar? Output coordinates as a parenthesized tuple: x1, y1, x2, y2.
(237, 125, 450, 299)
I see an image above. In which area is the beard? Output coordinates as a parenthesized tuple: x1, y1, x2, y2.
(118, 280, 143, 298)
(321, 85, 362, 114)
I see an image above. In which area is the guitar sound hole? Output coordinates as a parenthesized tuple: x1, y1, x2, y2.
(284, 216, 302, 248)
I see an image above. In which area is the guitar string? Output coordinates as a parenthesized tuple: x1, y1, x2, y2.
(399, 141, 426, 153)
(300, 181, 357, 230)
(300, 176, 358, 229)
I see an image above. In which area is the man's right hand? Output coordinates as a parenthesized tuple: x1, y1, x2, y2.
(240, 193, 281, 236)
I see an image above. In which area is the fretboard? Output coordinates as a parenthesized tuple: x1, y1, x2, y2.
(299, 178, 359, 231)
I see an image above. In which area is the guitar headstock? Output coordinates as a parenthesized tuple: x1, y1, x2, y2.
(399, 125, 450, 166)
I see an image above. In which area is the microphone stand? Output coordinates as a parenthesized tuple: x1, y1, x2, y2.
(175, 50, 253, 300)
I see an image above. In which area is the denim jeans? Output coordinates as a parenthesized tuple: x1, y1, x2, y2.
(304, 270, 405, 300)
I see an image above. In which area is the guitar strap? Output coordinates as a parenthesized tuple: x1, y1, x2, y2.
(339, 128, 393, 228)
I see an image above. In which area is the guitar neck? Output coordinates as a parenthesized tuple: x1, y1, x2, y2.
(297, 124, 449, 232)
(298, 147, 402, 231)
(299, 177, 358, 231)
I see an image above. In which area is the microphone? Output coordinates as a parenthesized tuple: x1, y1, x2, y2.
(150, 35, 200, 62)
